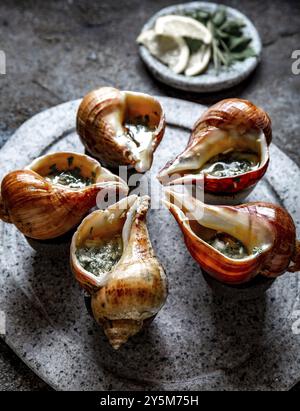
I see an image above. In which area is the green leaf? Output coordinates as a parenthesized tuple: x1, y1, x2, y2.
(216, 46, 228, 66)
(220, 19, 245, 35)
(219, 38, 230, 54)
(212, 7, 226, 27)
(215, 28, 231, 39)
(185, 37, 203, 54)
(229, 36, 252, 51)
(186, 10, 210, 24)
(229, 47, 257, 62)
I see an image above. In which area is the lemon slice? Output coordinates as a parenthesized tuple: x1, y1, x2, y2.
(155, 15, 212, 45)
(185, 44, 211, 76)
(137, 30, 189, 74)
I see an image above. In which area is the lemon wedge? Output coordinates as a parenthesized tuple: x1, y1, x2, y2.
(155, 15, 212, 45)
(185, 44, 211, 76)
(137, 30, 190, 74)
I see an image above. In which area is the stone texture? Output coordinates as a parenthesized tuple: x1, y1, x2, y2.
(0, 97, 299, 391)
(0, 0, 299, 391)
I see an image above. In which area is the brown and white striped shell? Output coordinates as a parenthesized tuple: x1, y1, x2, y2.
(159, 98, 272, 204)
(70, 195, 168, 349)
(164, 186, 300, 285)
(77, 87, 166, 173)
(0, 152, 128, 240)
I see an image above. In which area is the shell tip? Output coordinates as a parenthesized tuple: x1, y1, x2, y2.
(103, 319, 144, 350)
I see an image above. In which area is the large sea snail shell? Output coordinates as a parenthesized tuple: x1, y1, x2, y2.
(77, 87, 166, 173)
(158, 98, 272, 204)
(164, 186, 300, 285)
(0, 152, 129, 240)
(70, 195, 168, 349)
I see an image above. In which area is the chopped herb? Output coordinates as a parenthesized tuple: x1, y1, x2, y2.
(208, 232, 248, 259)
(122, 116, 155, 147)
(46, 168, 94, 189)
(132, 114, 152, 127)
(201, 151, 259, 177)
(76, 235, 123, 276)
(253, 246, 263, 255)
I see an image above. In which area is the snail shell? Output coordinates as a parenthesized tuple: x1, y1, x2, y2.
(164, 186, 300, 285)
(0, 152, 128, 240)
(158, 98, 272, 204)
(70, 195, 168, 349)
(77, 87, 166, 173)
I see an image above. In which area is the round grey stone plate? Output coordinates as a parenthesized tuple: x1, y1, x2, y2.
(0, 97, 300, 391)
(138, 2, 262, 92)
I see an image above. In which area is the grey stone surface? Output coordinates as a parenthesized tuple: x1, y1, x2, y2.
(139, 2, 262, 92)
(0, 97, 300, 391)
(0, 0, 299, 391)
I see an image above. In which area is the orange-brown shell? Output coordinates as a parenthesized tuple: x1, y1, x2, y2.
(167, 196, 299, 285)
(0, 170, 125, 240)
(0, 152, 128, 240)
(192, 98, 272, 146)
(77, 87, 166, 172)
(159, 98, 272, 195)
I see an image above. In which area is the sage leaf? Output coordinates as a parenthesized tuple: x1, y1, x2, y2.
(212, 7, 226, 27)
(229, 36, 252, 51)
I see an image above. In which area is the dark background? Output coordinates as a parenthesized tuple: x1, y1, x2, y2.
(0, 0, 299, 391)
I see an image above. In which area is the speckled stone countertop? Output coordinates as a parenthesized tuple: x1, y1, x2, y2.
(0, 0, 299, 391)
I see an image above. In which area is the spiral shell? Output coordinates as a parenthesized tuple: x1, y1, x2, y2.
(77, 87, 166, 173)
(0, 152, 128, 240)
(164, 186, 299, 285)
(158, 98, 272, 204)
(71, 195, 168, 349)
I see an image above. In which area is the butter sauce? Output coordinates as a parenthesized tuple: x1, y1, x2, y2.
(76, 235, 123, 276)
(208, 232, 249, 259)
(201, 151, 259, 178)
(46, 165, 94, 189)
(119, 115, 157, 172)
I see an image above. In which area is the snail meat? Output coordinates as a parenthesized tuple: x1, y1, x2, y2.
(0, 152, 129, 240)
(158, 98, 272, 204)
(77, 87, 166, 173)
(71, 195, 168, 349)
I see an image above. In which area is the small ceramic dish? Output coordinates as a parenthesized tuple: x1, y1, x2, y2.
(138, 1, 262, 92)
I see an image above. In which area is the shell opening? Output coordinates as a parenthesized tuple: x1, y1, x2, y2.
(160, 129, 269, 182)
(26, 152, 125, 190)
(118, 91, 164, 173)
(72, 195, 144, 286)
(164, 187, 274, 262)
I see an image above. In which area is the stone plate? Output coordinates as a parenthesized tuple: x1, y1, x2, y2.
(0, 97, 300, 391)
(138, 2, 262, 92)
